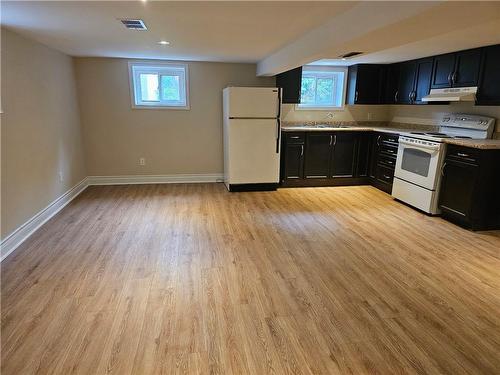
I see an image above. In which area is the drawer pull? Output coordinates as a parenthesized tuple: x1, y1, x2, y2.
(290, 136, 300, 139)
(457, 152, 470, 158)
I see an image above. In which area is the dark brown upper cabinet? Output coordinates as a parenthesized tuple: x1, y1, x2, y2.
(396, 61, 417, 104)
(476, 44, 500, 106)
(382, 64, 400, 104)
(276, 67, 302, 104)
(430, 48, 482, 89)
(413, 58, 433, 104)
(346, 64, 384, 105)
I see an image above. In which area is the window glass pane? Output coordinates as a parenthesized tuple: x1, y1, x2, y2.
(140, 73, 159, 102)
(298, 68, 346, 108)
(316, 78, 334, 105)
(160, 75, 180, 101)
(131, 64, 188, 108)
(300, 76, 316, 104)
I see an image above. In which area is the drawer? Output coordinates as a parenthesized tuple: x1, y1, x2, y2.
(380, 133, 399, 146)
(285, 132, 305, 144)
(379, 145, 398, 157)
(376, 165, 394, 184)
(446, 145, 480, 165)
(378, 154, 396, 169)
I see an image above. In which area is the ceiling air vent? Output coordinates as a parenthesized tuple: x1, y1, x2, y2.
(338, 52, 363, 59)
(120, 19, 147, 31)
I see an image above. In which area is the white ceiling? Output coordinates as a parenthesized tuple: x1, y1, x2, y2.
(2, 1, 500, 76)
(1, 1, 356, 62)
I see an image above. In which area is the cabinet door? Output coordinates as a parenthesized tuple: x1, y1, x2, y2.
(369, 134, 380, 179)
(431, 53, 455, 88)
(414, 58, 433, 103)
(331, 133, 356, 177)
(283, 144, 304, 180)
(276, 67, 302, 104)
(439, 160, 478, 218)
(355, 133, 371, 177)
(383, 64, 400, 104)
(453, 48, 481, 87)
(396, 61, 417, 104)
(355, 65, 383, 104)
(477, 44, 500, 105)
(304, 133, 332, 178)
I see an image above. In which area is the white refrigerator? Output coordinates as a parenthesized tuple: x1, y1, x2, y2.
(223, 87, 281, 191)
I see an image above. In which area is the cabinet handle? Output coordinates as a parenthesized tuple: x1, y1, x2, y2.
(376, 135, 381, 146)
(447, 72, 453, 86)
(383, 174, 391, 180)
(333, 135, 337, 146)
(290, 136, 300, 139)
(408, 92, 413, 103)
(441, 162, 447, 177)
(355, 91, 359, 102)
(394, 91, 398, 103)
(451, 71, 457, 86)
(457, 152, 470, 158)
(329, 135, 333, 146)
(301, 145, 304, 156)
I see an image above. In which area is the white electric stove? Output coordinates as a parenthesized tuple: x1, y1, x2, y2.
(392, 114, 496, 214)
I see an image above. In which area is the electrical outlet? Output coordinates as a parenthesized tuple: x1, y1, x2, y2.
(139, 157, 146, 166)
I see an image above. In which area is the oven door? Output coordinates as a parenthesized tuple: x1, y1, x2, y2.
(394, 138, 442, 190)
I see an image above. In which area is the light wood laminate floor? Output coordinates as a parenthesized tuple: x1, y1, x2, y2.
(2, 184, 500, 374)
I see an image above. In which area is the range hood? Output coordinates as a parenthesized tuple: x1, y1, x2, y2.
(422, 87, 477, 102)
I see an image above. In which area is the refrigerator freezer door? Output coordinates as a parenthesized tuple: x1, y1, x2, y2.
(226, 87, 280, 118)
(226, 119, 280, 184)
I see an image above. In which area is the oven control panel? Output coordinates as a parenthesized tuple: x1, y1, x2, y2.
(399, 136, 442, 150)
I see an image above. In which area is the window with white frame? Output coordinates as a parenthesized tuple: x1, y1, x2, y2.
(129, 62, 189, 109)
(297, 66, 347, 110)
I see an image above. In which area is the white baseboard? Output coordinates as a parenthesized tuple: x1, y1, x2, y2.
(1, 173, 223, 262)
(1, 178, 89, 261)
(87, 173, 224, 185)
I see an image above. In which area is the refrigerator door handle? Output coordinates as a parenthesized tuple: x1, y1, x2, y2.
(277, 88, 282, 119)
(276, 118, 281, 153)
(275, 88, 281, 153)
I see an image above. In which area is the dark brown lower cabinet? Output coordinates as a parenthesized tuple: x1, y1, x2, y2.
(370, 132, 399, 193)
(439, 145, 500, 230)
(331, 133, 357, 177)
(304, 133, 332, 179)
(280, 131, 373, 187)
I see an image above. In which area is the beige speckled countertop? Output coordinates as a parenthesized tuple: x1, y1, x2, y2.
(281, 125, 500, 150)
(442, 138, 500, 150)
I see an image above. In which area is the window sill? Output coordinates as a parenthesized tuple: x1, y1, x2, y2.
(131, 104, 190, 110)
(295, 105, 345, 111)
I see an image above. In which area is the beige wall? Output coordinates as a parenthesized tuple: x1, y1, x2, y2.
(74, 58, 274, 176)
(1, 28, 86, 242)
(282, 102, 500, 135)
(282, 104, 390, 123)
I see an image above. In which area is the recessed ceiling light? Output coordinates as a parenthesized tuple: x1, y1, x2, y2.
(158, 40, 170, 45)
